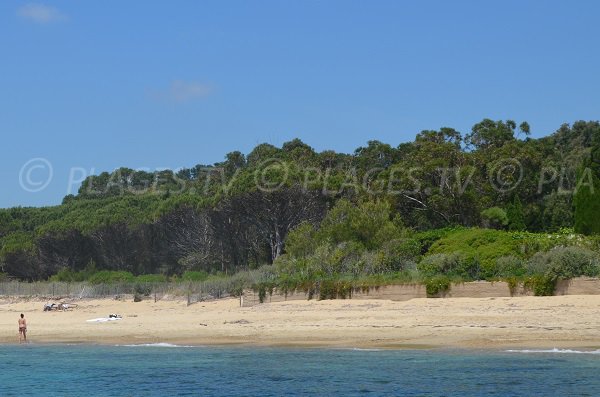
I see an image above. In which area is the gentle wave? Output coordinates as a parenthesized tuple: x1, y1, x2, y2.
(506, 348, 600, 355)
(350, 348, 384, 352)
(117, 343, 197, 348)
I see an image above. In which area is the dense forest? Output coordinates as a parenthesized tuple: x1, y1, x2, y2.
(2, 119, 600, 294)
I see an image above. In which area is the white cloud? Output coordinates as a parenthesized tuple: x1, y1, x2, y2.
(17, 4, 67, 24)
(150, 80, 214, 103)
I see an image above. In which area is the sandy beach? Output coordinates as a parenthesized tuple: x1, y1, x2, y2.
(1, 295, 599, 349)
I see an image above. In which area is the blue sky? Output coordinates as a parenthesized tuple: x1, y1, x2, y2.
(2, 0, 599, 208)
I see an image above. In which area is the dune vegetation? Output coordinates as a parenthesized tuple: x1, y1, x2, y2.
(2, 119, 600, 298)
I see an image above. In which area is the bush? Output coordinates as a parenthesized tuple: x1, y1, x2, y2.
(135, 274, 168, 283)
(256, 281, 275, 303)
(285, 222, 319, 258)
(574, 162, 600, 235)
(414, 227, 458, 255)
(379, 238, 421, 268)
(134, 283, 152, 296)
(417, 253, 481, 280)
(526, 246, 600, 278)
(425, 275, 451, 297)
(417, 253, 461, 277)
(181, 271, 209, 282)
(481, 207, 508, 229)
(506, 276, 520, 296)
(87, 270, 134, 284)
(318, 279, 353, 300)
(317, 199, 403, 250)
(426, 228, 521, 274)
(454, 257, 481, 280)
(523, 275, 556, 296)
(333, 241, 365, 274)
(49, 268, 85, 282)
(303, 242, 365, 277)
(494, 256, 526, 278)
(133, 293, 143, 302)
(318, 280, 336, 300)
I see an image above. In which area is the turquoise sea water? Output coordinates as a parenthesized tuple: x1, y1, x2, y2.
(1, 345, 599, 396)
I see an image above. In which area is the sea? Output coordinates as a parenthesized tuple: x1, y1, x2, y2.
(1, 344, 599, 396)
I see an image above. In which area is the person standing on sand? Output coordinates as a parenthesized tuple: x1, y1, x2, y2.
(18, 313, 27, 344)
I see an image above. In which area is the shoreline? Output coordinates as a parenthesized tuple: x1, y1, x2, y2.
(2, 295, 600, 350)
(6, 342, 600, 355)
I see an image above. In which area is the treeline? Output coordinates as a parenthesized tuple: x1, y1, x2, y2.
(1, 119, 600, 281)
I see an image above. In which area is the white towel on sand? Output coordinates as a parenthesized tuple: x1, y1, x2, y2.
(86, 317, 122, 323)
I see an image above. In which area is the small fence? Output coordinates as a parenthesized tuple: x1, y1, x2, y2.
(0, 281, 238, 304)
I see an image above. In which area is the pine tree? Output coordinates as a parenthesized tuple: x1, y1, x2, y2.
(574, 127, 600, 234)
(506, 196, 526, 231)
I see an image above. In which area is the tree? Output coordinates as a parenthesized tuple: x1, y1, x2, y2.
(519, 122, 531, 137)
(218, 151, 246, 178)
(318, 199, 404, 250)
(160, 206, 215, 272)
(285, 222, 318, 258)
(481, 207, 508, 229)
(246, 143, 281, 166)
(574, 166, 600, 235)
(2, 119, 599, 280)
(574, 124, 600, 235)
(542, 192, 573, 231)
(354, 140, 398, 169)
(220, 187, 327, 262)
(415, 127, 462, 148)
(465, 119, 521, 150)
(282, 139, 317, 165)
(506, 196, 526, 231)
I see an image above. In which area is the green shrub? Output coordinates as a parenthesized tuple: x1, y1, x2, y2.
(506, 196, 526, 231)
(134, 283, 152, 296)
(318, 279, 353, 300)
(337, 280, 353, 299)
(426, 228, 527, 277)
(358, 250, 385, 276)
(574, 162, 600, 235)
(318, 280, 336, 300)
(526, 246, 600, 278)
(333, 241, 365, 274)
(135, 274, 168, 283)
(506, 276, 520, 296)
(49, 268, 85, 282)
(285, 222, 319, 258)
(379, 238, 421, 269)
(494, 256, 526, 278)
(417, 253, 479, 279)
(87, 270, 134, 284)
(454, 256, 481, 280)
(481, 207, 509, 229)
(417, 253, 461, 277)
(414, 227, 458, 255)
(181, 271, 209, 282)
(317, 199, 404, 250)
(523, 275, 556, 296)
(255, 281, 275, 303)
(258, 285, 267, 303)
(302, 242, 365, 277)
(425, 275, 451, 297)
